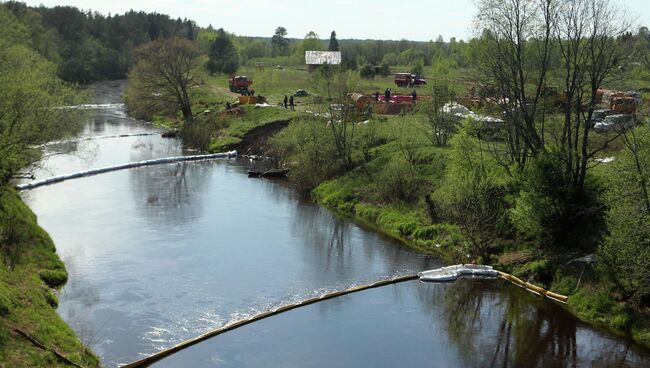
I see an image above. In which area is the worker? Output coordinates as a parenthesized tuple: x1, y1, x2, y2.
(374, 91, 380, 102)
(412, 89, 417, 104)
(289, 95, 295, 111)
(384, 88, 391, 102)
(283, 95, 288, 109)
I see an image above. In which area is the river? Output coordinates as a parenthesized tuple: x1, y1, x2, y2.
(20, 81, 649, 367)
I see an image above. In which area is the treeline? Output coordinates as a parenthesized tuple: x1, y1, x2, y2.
(2, 1, 196, 82)
(1, 1, 480, 82)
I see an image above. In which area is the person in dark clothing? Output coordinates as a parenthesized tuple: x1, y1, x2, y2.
(384, 88, 391, 102)
(289, 95, 295, 111)
(283, 95, 288, 109)
(374, 91, 380, 102)
(412, 89, 417, 104)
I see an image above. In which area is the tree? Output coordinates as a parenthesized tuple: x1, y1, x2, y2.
(311, 64, 356, 169)
(599, 126, 650, 305)
(476, 0, 554, 171)
(0, 10, 85, 184)
(295, 31, 322, 62)
(554, 0, 629, 196)
(433, 123, 508, 261)
(359, 64, 375, 79)
(328, 30, 339, 51)
(206, 28, 238, 75)
(420, 80, 456, 146)
(127, 37, 202, 122)
(271, 26, 289, 56)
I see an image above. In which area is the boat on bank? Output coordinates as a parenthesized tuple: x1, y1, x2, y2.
(418, 264, 498, 282)
(247, 168, 289, 178)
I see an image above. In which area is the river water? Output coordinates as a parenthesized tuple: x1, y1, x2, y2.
(20, 81, 649, 367)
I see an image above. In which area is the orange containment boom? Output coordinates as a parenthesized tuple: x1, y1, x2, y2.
(496, 270, 568, 303)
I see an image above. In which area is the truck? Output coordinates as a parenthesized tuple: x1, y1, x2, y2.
(394, 73, 426, 87)
(228, 75, 253, 93)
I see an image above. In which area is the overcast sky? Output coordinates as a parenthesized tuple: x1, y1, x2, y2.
(20, 0, 650, 42)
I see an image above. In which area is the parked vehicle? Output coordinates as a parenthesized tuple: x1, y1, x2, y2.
(594, 114, 637, 132)
(228, 75, 253, 93)
(394, 73, 426, 87)
(293, 89, 309, 97)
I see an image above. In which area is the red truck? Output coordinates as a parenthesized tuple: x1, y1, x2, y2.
(228, 75, 253, 93)
(394, 73, 426, 87)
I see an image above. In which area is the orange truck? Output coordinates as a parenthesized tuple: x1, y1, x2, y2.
(610, 95, 637, 114)
(394, 73, 426, 87)
(228, 75, 253, 93)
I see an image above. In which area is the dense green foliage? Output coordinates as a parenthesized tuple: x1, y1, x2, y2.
(206, 28, 239, 75)
(0, 6, 84, 185)
(2, 1, 196, 82)
(125, 37, 203, 122)
(0, 189, 100, 367)
(599, 127, 650, 306)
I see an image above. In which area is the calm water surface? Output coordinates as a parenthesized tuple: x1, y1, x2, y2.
(21, 82, 649, 367)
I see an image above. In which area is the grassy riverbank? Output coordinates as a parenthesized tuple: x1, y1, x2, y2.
(0, 188, 99, 367)
(312, 173, 650, 348)
(259, 107, 650, 348)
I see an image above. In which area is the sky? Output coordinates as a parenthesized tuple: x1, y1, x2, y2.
(20, 0, 650, 42)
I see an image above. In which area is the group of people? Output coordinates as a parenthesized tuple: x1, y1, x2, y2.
(283, 95, 295, 111)
(374, 88, 418, 104)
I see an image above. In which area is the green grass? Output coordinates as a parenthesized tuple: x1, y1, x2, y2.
(0, 188, 100, 368)
(203, 105, 295, 153)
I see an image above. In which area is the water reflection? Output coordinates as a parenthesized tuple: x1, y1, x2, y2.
(428, 279, 648, 367)
(22, 82, 650, 367)
(154, 280, 649, 368)
(129, 162, 213, 226)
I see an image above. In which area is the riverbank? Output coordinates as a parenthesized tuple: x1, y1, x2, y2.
(133, 80, 650, 350)
(0, 187, 100, 367)
(311, 175, 650, 348)
(224, 110, 650, 349)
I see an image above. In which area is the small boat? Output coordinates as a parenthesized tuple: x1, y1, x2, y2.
(418, 264, 497, 282)
(247, 169, 289, 178)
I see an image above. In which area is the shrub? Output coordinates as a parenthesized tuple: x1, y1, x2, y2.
(44, 289, 59, 308)
(599, 127, 650, 305)
(270, 118, 344, 192)
(359, 65, 375, 79)
(375, 156, 428, 203)
(433, 124, 510, 259)
(0, 285, 12, 316)
(39, 269, 68, 288)
(509, 148, 605, 248)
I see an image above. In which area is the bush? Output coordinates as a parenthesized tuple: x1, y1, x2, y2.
(0, 285, 12, 316)
(359, 65, 375, 79)
(432, 124, 510, 259)
(375, 156, 428, 203)
(270, 118, 345, 192)
(513, 259, 552, 284)
(44, 289, 59, 308)
(39, 269, 68, 288)
(509, 148, 605, 248)
(599, 128, 650, 305)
